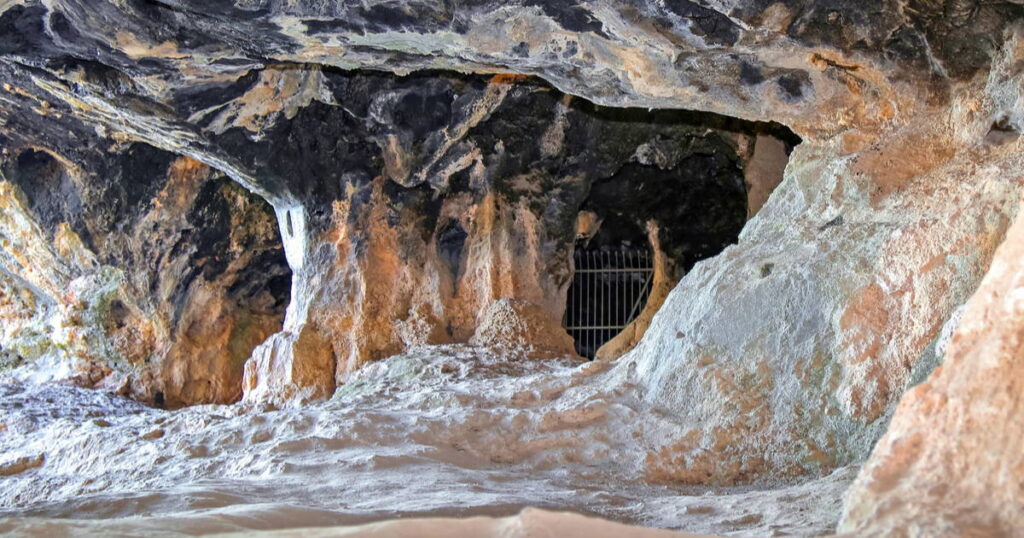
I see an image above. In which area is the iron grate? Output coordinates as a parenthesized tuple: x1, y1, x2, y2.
(564, 248, 653, 359)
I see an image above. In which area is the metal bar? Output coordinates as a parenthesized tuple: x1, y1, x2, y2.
(563, 247, 656, 359)
(630, 276, 651, 319)
(626, 251, 634, 327)
(593, 250, 598, 357)
(625, 250, 630, 331)
(574, 268, 654, 273)
(599, 250, 605, 355)
(600, 250, 605, 355)
(576, 249, 582, 356)
(616, 250, 622, 328)
(612, 251, 617, 334)
(581, 250, 587, 355)
(584, 250, 588, 356)
(578, 249, 583, 356)
(592, 250, 597, 356)
(577, 250, 585, 358)
(627, 264, 652, 321)
(605, 251, 610, 347)
(587, 250, 592, 356)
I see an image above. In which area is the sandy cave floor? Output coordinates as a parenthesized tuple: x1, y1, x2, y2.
(0, 345, 855, 536)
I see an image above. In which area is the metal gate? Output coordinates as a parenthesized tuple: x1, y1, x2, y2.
(564, 248, 654, 359)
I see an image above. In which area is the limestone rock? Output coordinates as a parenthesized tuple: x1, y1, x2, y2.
(839, 52, 1024, 528)
(839, 207, 1024, 531)
(139, 428, 164, 441)
(0, 453, 43, 476)
(469, 298, 576, 358)
(1, 0, 1024, 535)
(0, 147, 289, 407)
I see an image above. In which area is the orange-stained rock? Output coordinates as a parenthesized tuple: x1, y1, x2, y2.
(243, 325, 336, 406)
(839, 194, 1024, 534)
(742, 134, 791, 219)
(0, 150, 289, 407)
(618, 38, 1024, 484)
(6, 1, 1024, 516)
(838, 35, 1024, 525)
(469, 298, 577, 358)
(237, 74, 761, 403)
(595, 223, 675, 361)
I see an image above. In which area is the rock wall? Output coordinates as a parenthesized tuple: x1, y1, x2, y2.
(0, 143, 290, 407)
(624, 107, 1021, 485)
(839, 197, 1024, 536)
(2, 0, 1024, 533)
(0, 33, 769, 404)
(199, 72, 765, 405)
(838, 29, 1024, 535)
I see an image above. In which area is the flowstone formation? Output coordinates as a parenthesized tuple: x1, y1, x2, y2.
(0, 144, 290, 407)
(1, 0, 1024, 537)
(1, 55, 782, 404)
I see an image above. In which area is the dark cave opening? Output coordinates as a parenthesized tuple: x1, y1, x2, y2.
(0, 65, 801, 400)
(3, 149, 87, 242)
(562, 117, 794, 359)
(195, 67, 800, 364)
(565, 213, 655, 359)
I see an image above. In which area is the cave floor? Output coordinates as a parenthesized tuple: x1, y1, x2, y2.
(0, 346, 855, 537)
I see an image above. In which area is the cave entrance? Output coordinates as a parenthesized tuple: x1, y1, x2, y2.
(562, 121, 778, 359)
(564, 202, 658, 360)
(565, 246, 654, 359)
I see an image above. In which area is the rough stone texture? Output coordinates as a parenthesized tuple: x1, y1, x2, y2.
(1, 0, 1024, 535)
(0, 25, 766, 405)
(469, 298, 576, 357)
(217, 73, 760, 404)
(740, 134, 789, 218)
(624, 99, 1023, 485)
(837, 32, 1024, 536)
(594, 223, 676, 361)
(838, 201, 1024, 536)
(0, 144, 289, 407)
(0, 351, 858, 537)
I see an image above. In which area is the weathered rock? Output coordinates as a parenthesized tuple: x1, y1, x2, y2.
(0, 454, 43, 477)
(1, 0, 1023, 534)
(1, 55, 768, 405)
(0, 143, 290, 406)
(838, 201, 1024, 535)
(0, 350, 858, 537)
(624, 97, 1023, 484)
(836, 30, 1024, 535)
(469, 298, 576, 357)
(139, 428, 164, 441)
(221, 72, 765, 403)
(2, 21, 776, 404)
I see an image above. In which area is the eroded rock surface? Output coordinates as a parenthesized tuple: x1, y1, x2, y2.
(2, 53, 774, 404)
(0, 143, 289, 406)
(0, 348, 855, 537)
(1, 0, 1024, 536)
(838, 39, 1024, 529)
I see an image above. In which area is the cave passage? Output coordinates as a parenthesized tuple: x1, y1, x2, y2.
(563, 122, 788, 358)
(566, 245, 654, 359)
